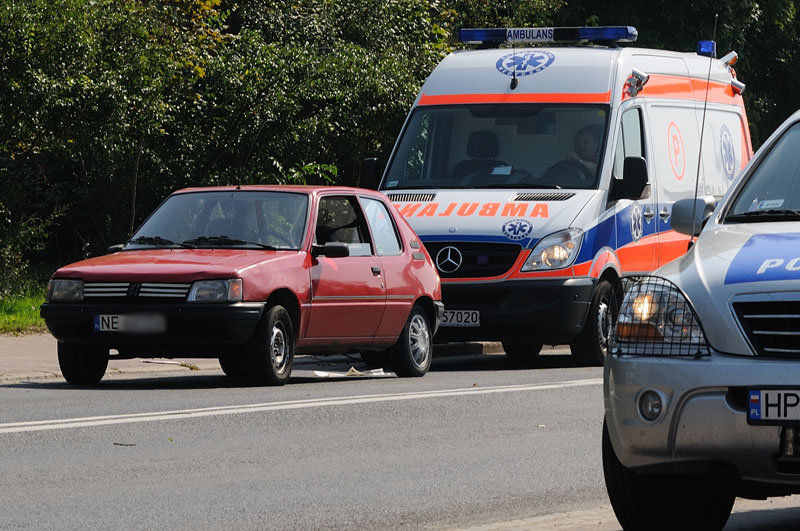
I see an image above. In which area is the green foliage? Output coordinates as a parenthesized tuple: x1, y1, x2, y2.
(0, 288, 46, 334)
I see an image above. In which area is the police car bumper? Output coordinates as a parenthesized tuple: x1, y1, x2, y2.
(606, 350, 800, 488)
(40, 301, 264, 355)
(434, 277, 595, 343)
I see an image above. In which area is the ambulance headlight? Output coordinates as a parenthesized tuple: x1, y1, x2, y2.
(521, 229, 583, 271)
(47, 279, 84, 302)
(611, 276, 709, 356)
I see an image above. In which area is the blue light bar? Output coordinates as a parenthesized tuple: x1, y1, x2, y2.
(459, 26, 638, 44)
(697, 40, 717, 58)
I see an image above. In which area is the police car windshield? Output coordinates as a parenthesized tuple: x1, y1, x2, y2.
(382, 104, 608, 190)
(127, 191, 309, 250)
(728, 123, 800, 222)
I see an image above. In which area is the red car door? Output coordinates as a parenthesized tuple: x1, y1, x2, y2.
(306, 195, 386, 339)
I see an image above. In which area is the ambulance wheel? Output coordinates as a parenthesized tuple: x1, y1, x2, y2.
(570, 279, 616, 366)
(58, 343, 108, 385)
(389, 305, 432, 377)
(603, 419, 735, 530)
(502, 341, 542, 360)
(244, 304, 294, 385)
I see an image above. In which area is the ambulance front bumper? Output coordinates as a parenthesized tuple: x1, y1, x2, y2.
(606, 350, 800, 488)
(434, 277, 595, 343)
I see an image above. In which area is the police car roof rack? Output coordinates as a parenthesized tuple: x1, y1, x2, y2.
(459, 26, 638, 46)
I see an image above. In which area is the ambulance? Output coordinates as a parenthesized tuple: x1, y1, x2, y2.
(372, 26, 752, 364)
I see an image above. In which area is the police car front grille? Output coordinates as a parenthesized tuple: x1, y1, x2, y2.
(511, 192, 575, 202)
(423, 242, 521, 278)
(83, 282, 191, 300)
(734, 301, 800, 357)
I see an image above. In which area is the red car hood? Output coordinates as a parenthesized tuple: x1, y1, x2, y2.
(54, 249, 299, 282)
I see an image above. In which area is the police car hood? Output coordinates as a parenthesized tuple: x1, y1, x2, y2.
(655, 222, 800, 356)
(385, 189, 596, 246)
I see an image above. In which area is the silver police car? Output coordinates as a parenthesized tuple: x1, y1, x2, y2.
(604, 109, 800, 530)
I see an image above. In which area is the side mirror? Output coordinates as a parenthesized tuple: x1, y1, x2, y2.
(311, 242, 350, 258)
(359, 158, 382, 190)
(672, 196, 716, 236)
(107, 244, 124, 254)
(618, 157, 650, 200)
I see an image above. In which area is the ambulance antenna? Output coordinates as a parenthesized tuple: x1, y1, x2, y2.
(690, 13, 718, 243)
(506, 1, 518, 90)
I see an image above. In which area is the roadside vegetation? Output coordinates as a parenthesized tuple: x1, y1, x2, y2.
(2, 0, 800, 332)
(0, 288, 46, 334)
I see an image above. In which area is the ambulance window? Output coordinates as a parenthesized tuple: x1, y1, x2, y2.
(613, 108, 645, 179)
(315, 196, 372, 256)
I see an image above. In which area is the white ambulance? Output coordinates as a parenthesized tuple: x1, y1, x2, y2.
(374, 26, 752, 364)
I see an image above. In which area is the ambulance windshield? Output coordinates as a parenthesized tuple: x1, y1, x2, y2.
(382, 104, 608, 190)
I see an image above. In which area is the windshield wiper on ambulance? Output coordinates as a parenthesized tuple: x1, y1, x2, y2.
(127, 236, 194, 248)
(726, 209, 800, 222)
(182, 236, 278, 250)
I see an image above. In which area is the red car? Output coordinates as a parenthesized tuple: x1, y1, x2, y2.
(41, 186, 443, 385)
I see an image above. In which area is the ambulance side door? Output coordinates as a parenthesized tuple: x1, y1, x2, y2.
(612, 105, 658, 274)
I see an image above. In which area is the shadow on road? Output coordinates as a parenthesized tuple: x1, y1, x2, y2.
(727, 506, 800, 530)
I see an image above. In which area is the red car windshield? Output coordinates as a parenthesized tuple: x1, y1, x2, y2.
(128, 191, 309, 250)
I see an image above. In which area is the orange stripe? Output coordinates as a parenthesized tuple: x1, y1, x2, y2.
(622, 74, 744, 107)
(418, 91, 612, 106)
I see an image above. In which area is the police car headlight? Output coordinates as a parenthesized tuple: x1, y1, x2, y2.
(187, 279, 243, 302)
(521, 229, 583, 271)
(47, 279, 83, 302)
(611, 276, 709, 356)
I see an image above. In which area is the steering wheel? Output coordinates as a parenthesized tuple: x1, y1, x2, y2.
(542, 160, 594, 187)
(261, 229, 295, 248)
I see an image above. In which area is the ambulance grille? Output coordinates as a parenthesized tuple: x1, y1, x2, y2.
(83, 282, 191, 300)
(386, 193, 436, 202)
(511, 192, 575, 202)
(733, 301, 800, 357)
(422, 242, 521, 279)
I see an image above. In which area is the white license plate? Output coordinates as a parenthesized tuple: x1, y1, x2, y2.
(94, 314, 166, 334)
(748, 389, 800, 424)
(441, 310, 480, 327)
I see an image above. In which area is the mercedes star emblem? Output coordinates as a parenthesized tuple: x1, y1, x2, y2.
(435, 246, 463, 274)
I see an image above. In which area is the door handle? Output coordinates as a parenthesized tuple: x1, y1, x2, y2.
(659, 206, 671, 221)
(371, 266, 382, 275)
(643, 207, 655, 221)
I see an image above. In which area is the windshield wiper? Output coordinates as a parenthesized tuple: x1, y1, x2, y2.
(726, 209, 800, 222)
(182, 236, 278, 250)
(480, 183, 564, 189)
(127, 236, 194, 248)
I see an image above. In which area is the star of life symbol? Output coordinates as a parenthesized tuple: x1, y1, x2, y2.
(496, 51, 555, 77)
(435, 246, 463, 274)
(720, 125, 736, 180)
(502, 219, 533, 240)
(630, 202, 643, 243)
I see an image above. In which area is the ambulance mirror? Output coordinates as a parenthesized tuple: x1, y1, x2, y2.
(672, 197, 716, 236)
(619, 156, 649, 200)
(359, 158, 382, 190)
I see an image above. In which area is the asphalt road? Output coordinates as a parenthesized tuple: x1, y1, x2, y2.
(1, 351, 799, 529)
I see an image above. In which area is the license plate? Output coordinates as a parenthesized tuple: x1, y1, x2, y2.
(441, 310, 480, 327)
(94, 314, 166, 334)
(748, 389, 800, 424)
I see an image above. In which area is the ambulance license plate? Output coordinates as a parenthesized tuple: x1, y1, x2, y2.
(747, 389, 800, 424)
(441, 310, 480, 327)
(94, 314, 166, 334)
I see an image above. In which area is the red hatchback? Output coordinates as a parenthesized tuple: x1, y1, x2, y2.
(41, 186, 443, 385)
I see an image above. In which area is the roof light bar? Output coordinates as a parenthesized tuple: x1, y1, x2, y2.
(697, 40, 717, 58)
(459, 26, 638, 45)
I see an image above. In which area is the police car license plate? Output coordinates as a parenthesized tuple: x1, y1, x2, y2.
(94, 314, 166, 334)
(441, 310, 480, 327)
(747, 389, 800, 424)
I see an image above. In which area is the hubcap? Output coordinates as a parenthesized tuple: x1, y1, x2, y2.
(270, 323, 289, 374)
(597, 296, 611, 355)
(407, 314, 431, 368)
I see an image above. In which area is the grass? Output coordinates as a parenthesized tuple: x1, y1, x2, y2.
(0, 288, 47, 334)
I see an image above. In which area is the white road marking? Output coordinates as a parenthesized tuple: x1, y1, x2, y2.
(0, 378, 601, 434)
